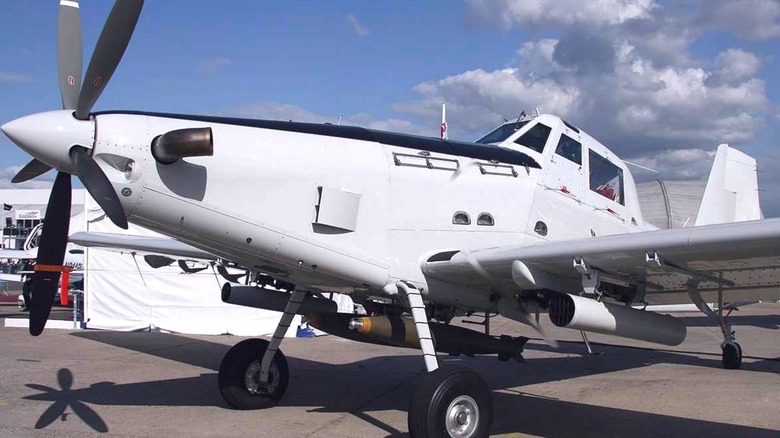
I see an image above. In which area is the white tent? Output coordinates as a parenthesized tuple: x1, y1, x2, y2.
(82, 194, 353, 335)
(4, 188, 353, 336)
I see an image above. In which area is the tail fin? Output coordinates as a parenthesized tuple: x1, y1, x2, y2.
(695, 144, 762, 226)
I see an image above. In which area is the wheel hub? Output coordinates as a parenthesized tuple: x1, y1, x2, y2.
(244, 360, 279, 395)
(445, 395, 479, 437)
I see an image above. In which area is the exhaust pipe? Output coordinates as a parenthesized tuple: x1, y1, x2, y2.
(221, 283, 337, 314)
(548, 293, 686, 346)
(151, 127, 213, 164)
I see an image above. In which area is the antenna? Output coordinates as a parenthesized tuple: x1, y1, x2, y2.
(623, 160, 658, 173)
(535, 107, 540, 116)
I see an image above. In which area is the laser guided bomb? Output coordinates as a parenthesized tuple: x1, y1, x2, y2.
(222, 283, 528, 361)
(310, 313, 529, 362)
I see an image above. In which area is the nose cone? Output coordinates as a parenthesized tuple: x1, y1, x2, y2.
(1, 110, 94, 173)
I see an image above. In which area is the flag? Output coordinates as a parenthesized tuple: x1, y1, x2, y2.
(2, 203, 11, 211)
(440, 103, 448, 139)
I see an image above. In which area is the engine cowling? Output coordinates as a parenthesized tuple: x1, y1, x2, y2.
(548, 293, 686, 346)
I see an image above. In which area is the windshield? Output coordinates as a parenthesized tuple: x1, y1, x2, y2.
(475, 121, 528, 144)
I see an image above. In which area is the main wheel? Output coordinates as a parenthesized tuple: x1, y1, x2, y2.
(408, 366, 493, 438)
(722, 342, 742, 369)
(218, 338, 289, 410)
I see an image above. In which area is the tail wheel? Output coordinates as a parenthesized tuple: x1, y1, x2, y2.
(218, 338, 289, 410)
(408, 366, 492, 438)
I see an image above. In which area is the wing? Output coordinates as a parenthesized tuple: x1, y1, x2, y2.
(0, 273, 23, 283)
(69, 232, 217, 261)
(0, 249, 35, 259)
(423, 218, 780, 305)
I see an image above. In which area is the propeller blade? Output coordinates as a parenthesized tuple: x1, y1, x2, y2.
(29, 171, 72, 336)
(74, 0, 144, 119)
(11, 159, 53, 183)
(70, 147, 128, 229)
(57, 0, 83, 110)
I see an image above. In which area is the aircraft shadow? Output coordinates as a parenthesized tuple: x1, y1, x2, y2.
(39, 331, 777, 437)
(675, 313, 780, 330)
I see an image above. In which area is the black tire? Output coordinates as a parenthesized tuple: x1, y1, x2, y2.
(722, 342, 742, 369)
(218, 338, 289, 410)
(408, 366, 493, 438)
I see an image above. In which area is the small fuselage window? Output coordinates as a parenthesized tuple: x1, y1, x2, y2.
(555, 134, 582, 165)
(589, 150, 624, 205)
(514, 123, 552, 153)
(475, 121, 528, 144)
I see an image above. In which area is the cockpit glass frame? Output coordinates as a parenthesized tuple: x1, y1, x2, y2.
(513, 123, 552, 154)
(475, 121, 529, 144)
(589, 150, 624, 205)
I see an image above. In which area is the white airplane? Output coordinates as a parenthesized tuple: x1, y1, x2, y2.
(0, 223, 84, 284)
(2, 1, 780, 436)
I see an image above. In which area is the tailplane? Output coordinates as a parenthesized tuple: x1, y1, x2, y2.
(695, 144, 762, 226)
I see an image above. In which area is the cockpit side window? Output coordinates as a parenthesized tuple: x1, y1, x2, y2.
(554, 134, 581, 165)
(514, 123, 552, 153)
(589, 150, 624, 205)
(475, 121, 528, 144)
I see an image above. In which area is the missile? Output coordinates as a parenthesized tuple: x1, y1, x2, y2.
(308, 313, 528, 362)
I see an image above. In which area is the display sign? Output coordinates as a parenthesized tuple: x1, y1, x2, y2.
(15, 210, 41, 220)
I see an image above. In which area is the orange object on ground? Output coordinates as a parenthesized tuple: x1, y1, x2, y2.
(60, 269, 70, 306)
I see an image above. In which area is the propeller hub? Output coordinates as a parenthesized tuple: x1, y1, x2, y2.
(1, 110, 94, 174)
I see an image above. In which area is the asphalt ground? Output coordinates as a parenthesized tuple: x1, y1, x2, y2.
(0, 302, 778, 437)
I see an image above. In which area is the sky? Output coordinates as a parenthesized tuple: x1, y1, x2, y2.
(1, 0, 779, 214)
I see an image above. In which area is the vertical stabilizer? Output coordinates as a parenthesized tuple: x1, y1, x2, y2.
(695, 144, 761, 226)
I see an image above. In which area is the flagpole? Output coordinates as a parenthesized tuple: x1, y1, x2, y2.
(1, 205, 5, 249)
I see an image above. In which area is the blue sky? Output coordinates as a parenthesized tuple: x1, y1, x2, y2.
(2, 0, 780, 214)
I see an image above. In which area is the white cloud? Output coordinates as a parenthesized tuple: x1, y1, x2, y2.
(394, 68, 580, 135)
(394, 37, 769, 153)
(712, 49, 763, 84)
(0, 71, 34, 83)
(197, 57, 232, 76)
(629, 148, 715, 181)
(226, 102, 432, 137)
(466, 0, 657, 29)
(697, 0, 780, 39)
(515, 39, 566, 78)
(0, 165, 54, 189)
(347, 13, 370, 37)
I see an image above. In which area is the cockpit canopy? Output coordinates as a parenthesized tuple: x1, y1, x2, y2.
(475, 120, 551, 154)
(475, 121, 529, 145)
(474, 115, 633, 210)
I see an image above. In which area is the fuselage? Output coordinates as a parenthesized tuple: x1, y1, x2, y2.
(81, 111, 648, 313)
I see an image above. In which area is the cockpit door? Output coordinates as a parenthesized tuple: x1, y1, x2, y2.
(541, 127, 585, 202)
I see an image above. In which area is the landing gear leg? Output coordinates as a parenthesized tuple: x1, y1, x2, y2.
(398, 281, 493, 438)
(580, 330, 599, 355)
(686, 279, 742, 369)
(218, 289, 307, 409)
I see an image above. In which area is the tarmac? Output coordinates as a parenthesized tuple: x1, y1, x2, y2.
(0, 299, 778, 438)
